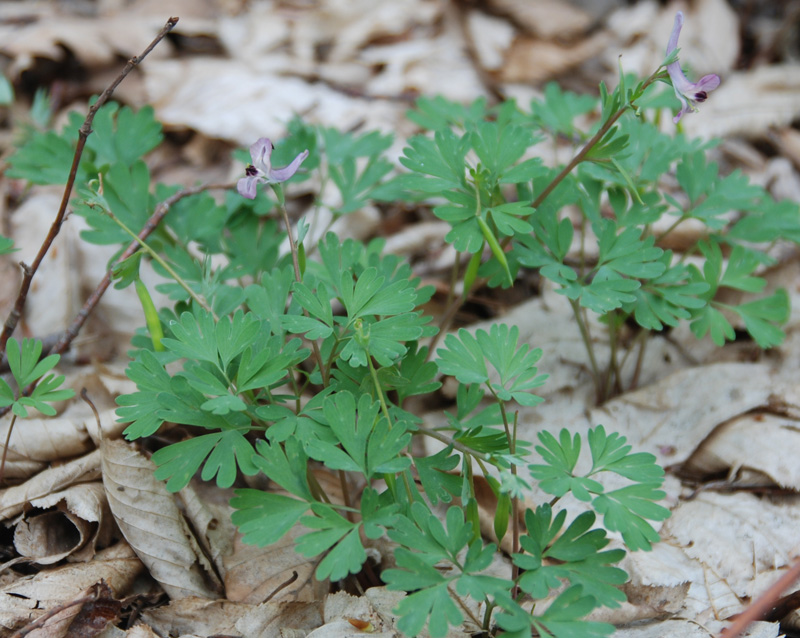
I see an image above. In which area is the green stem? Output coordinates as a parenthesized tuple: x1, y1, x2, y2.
(272, 184, 327, 385)
(568, 298, 601, 399)
(531, 70, 661, 211)
(415, 425, 491, 464)
(99, 205, 216, 318)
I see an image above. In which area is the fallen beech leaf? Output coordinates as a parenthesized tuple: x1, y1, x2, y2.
(0, 542, 141, 633)
(0, 450, 102, 521)
(13, 482, 112, 564)
(100, 439, 222, 599)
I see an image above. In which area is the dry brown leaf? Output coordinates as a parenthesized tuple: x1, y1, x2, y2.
(486, 0, 591, 39)
(177, 482, 236, 578)
(142, 59, 404, 147)
(663, 491, 800, 611)
(0, 542, 142, 633)
(500, 32, 611, 84)
(234, 599, 323, 638)
(615, 619, 779, 638)
(589, 362, 775, 466)
(0, 13, 174, 76)
(466, 11, 516, 72)
(19, 580, 120, 638)
(0, 449, 102, 521)
(13, 482, 113, 564)
(100, 438, 222, 600)
(138, 598, 251, 638)
(684, 412, 800, 489)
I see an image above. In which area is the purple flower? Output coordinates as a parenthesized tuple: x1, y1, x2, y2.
(237, 138, 309, 199)
(666, 11, 720, 123)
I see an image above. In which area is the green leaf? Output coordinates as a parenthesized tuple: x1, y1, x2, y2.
(152, 429, 257, 491)
(515, 505, 627, 608)
(118, 349, 173, 438)
(0, 235, 16, 256)
(88, 103, 162, 167)
(296, 503, 364, 581)
(436, 329, 488, 385)
(252, 437, 313, 501)
(588, 425, 665, 483)
(733, 289, 789, 348)
(231, 491, 309, 546)
(529, 430, 603, 501)
(304, 392, 412, 479)
(5, 338, 61, 387)
(393, 582, 462, 638)
(592, 484, 669, 552)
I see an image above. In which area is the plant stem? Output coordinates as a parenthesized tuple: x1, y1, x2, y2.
(568, 298, 601, 399)
(272, 185, 327, 384)
(0, 413, 17, 485)
(99, 204, 216, 318)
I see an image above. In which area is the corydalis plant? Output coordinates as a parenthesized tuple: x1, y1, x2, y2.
(666, 11, 721, 122)
(237, 137, 309, 199)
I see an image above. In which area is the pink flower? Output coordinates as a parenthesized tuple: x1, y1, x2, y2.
(237, 138, 309, 199)
(666, 12, 721, 123)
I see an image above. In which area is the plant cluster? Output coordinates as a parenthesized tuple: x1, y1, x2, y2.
(1, 12, 797, 638)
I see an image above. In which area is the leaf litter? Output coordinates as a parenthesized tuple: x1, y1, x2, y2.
(0, 0, 798, 636)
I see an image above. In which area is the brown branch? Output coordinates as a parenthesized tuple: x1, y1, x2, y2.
(48, 181, 232, 358)
(717, 557, 800, 638)
(0, 181, 233, 421)
(10, 591, 98, 638)
(0, 16, 179, 354)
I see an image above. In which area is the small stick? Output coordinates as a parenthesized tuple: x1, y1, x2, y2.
(0, 16, 179, 354)
(717, 557, 800, 638)
(0, 182, 233, 420)
(10, 591, 99, 638)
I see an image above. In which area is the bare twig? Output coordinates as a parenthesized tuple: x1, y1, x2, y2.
(0, 182, 233, 421)
(10, 591, 99, 638)
(717, 557, 800, 638)
(0, 16, 179, 354)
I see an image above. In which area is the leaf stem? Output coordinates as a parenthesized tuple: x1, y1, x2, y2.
(272, 185, 327, 384)
(98, 203, 217, 318)
(0, 413, 17, 485)
(568, 298, 601, 400)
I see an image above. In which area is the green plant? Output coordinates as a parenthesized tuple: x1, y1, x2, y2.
(2, 12, 796, 638)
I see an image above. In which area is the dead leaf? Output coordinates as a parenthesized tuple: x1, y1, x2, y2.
(590, 362, 776, 466)
(0, 542, 141, 634)
(100, 439, 222, 600)
(486, 0, 592, 39)
(13, 482, 113, 564)
(0, 449, 102, 521)
(684, 413, 800, 490)
(500, 32, 611, 84)
(138, 598, 249, 638)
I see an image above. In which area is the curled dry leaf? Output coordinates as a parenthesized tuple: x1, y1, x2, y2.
(0, 542, 141, 633)
(663, 491, 800, 617)
(614, 618, 779, 638)
(100, 438, 222, 600)
(684, 413, 800, 490)
(0, 449, 102, 521)
(13, 482, 113, 564)
(234, 599, 323, 638)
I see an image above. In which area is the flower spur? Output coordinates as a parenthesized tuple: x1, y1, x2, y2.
(237, 137, 309, 199)
(666, 11, 721, 123)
